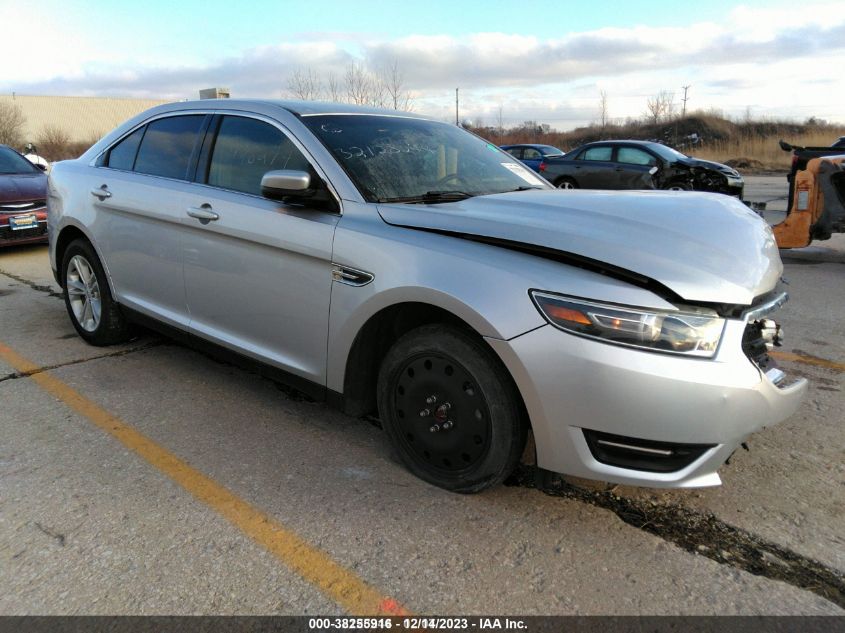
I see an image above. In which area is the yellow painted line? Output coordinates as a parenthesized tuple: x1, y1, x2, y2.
(0, 341, 408, 616)
(771, 350, 845, 373)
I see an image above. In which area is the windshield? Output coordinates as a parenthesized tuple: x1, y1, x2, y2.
(302, 115, 550, 202)
(0, 146, 40, 175)
(647, 142, 688, 162)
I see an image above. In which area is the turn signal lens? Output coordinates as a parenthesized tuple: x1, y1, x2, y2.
(530, 291, 725, 358)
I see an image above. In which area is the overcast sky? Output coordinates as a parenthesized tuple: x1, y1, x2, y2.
(3, 0, 843, 129)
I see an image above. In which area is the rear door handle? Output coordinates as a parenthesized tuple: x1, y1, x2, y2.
(90, 185, 111, 200)
(187, 204, 219, 223)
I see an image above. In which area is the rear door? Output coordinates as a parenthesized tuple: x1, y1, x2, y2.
(90, 113, 208, 325)
(520, 147, 543, 172)
(181, 114, 339, 384)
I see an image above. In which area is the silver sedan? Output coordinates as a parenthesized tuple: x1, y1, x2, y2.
(47, 100, 806, 492)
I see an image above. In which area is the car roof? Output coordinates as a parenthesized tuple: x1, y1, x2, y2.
(501, 143, 563, 152)
(160, 98, 433, 120)
(583, 140, 654, 146)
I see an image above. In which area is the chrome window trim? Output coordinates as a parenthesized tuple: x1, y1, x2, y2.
(90, 109, 343, 215)
(89, 110, 213, 171)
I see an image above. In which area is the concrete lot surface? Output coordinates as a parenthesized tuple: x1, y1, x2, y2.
(1, 183, 843, 614)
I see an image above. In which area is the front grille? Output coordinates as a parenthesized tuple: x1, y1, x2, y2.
(0, 200, 46, 213)
(583, 430, 714, 473)
(0, 223, 47, 241)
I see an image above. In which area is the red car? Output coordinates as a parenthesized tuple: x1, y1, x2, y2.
(0, 144, 48, 247)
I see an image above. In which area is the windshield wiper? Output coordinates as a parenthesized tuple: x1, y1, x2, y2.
(506, 186, 544, 192)
(379, 190, 475, 204)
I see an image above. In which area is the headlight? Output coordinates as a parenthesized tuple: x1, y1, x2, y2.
(530, 291, 725, 357)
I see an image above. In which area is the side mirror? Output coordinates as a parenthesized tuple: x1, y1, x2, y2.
(260, 170, 313, 200)
(649, 166, 659, 175)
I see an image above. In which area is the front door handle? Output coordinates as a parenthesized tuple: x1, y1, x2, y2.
(90, 185, 111, 200)
(187, 204, 219, 223)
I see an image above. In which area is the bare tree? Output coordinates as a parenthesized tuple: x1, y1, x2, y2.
(326, 71, 343, 103)
(381, 59, 413, 111)
(0, 102, 26, 147)
(344, 62, 372, 105)
(599, 90, 609, 129)
(345, 62, 387, 107)
(36, 125, 72, 161)
(645, 91, 675, 124)
(287, 67, 323, 101)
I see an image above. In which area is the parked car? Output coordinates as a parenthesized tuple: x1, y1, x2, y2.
(48, 100, 804, 493)
(0, 144, 49, 247)
(540, 140, 744, 197)
(500, 144, 565, 173)
(832, 136, 845, 148)
(22, 143, 51, 173)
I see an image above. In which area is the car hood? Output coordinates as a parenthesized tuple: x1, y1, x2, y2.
(377, 189, 780, 306)
(0, 173, 47, 203)
(680, 157, 741, 177)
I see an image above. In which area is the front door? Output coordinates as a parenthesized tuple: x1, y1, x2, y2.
(181, 115, 339, 384)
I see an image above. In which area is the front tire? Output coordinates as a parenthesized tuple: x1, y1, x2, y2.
(664, 180, 692, 191)
(62, 239, 132, 346)
(377, 325, 527, 493)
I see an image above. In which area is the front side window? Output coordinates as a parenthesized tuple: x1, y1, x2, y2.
(303, 115, 549, 202)
(617, 147, 657, 166)
(134, 115, 205, 180)
(207, 116, 311, 196)
(581, 147, 613, 162)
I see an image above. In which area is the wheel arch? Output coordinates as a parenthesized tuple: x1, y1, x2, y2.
(54, 223, 114, 294)
(336, 300, 529, 432)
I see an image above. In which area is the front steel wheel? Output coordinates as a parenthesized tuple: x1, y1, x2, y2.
(377, 325, 527, 493)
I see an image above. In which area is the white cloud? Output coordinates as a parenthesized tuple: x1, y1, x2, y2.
(3, 3, 844, 127)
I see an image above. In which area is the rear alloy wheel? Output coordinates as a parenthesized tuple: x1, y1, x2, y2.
(62, 239, 132, 346)
(555, 177, 578, 189)
(377, 325, 527, 493)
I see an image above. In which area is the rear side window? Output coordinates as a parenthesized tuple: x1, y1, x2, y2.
(581, 147, 613, 161)
(207, 116, 311, 196)
(106, 127, 145, 171)
(134, 115, 205, 180)
(523, 148, 542, 160)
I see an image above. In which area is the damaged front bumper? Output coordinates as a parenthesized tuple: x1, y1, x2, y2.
(487, 307, 806, 488)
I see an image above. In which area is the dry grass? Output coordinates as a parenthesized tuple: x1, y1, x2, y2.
(34, 125, 103, 162)
(695, 129, 845, 171)
(480, 114, 845, 174)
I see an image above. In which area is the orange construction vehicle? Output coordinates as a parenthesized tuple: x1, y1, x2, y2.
(773, 143, 845, 248)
